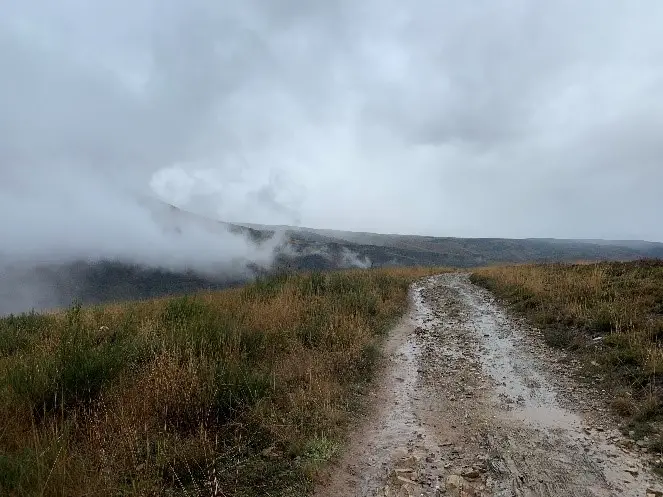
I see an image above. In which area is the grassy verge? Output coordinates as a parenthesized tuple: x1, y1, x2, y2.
(471, 261, 663, 448)
(0, 267, 442, 496)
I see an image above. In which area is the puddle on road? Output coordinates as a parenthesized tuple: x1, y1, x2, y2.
(382, 279, 433, 437)
(411, 280, 443, 330)
(348, 337, 421, 493)
(450, 279, 583, 431)
(442, 273, 663, 497)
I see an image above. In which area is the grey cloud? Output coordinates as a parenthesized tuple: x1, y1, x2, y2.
(2, 0, 663, 269)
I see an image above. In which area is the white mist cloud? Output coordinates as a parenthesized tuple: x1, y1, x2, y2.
(2, 0, 663, 251)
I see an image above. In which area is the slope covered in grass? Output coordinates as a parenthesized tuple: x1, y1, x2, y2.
(0, 267, 442, 496)
(471, 261, 663, 447)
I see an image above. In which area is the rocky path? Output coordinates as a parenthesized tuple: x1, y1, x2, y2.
(315, 273, 663, 497)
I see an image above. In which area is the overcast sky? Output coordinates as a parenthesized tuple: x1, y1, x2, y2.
(2, 0, 663, 247)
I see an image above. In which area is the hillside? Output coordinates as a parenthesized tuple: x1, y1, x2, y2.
(6, 263, 663, 495)
(244, 222, 663, 266)
(2, 200, 663, 316)
(0, 267, 440, 496)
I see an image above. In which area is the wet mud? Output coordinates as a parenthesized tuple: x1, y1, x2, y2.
(315, 273, 663, 497)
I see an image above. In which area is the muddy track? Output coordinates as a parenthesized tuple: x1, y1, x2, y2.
(315, 273, 663, 497)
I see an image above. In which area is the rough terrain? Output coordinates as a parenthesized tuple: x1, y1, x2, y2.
(316, 273, 663, 497)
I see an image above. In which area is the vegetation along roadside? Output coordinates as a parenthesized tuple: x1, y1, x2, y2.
(0, 267, 444, 496)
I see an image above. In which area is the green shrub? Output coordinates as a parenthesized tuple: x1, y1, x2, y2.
(0, 312, 54, 356)
(5, 303, 145, 415)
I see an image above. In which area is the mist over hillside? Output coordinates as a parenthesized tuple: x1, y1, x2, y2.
(4, 2, 663, 316)
(2, 201, 661, 316)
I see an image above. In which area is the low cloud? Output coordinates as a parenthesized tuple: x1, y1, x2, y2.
(2, 0, 663, 283)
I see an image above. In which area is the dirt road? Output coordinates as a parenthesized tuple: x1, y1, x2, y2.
(315, 273, 663, 497)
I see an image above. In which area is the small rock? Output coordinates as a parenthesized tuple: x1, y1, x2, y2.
(647, 489, 663, 497)
(446, 475, 475, 497)
(396, 475, 418, 486)
(261, 446, 277, 458)
(624, 467, 639, 477)
(446, 474, 466, 489)
(461, 469, 481, 479)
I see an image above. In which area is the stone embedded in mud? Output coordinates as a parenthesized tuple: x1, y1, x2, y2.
(445, 474, 476, 497)
(446, 474, 468, 489)
(396, 475, 418, 485)
(461, 469, 481, 479)
(400, 455, 421, 466)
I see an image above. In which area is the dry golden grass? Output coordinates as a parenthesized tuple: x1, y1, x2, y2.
(0, 267, 443, 496)
(471, 260, 663, 445)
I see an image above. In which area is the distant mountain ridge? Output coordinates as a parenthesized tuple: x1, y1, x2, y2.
(241, 222, 663, 268)
(2, 200, 662, 315)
